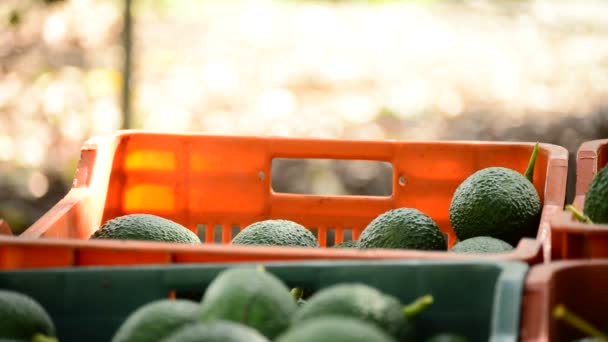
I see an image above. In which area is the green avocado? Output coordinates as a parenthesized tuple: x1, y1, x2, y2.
(90, 214, 200, 244)
(231, 220, 319, 247)
(449, 144, 542, 246)
(0, 290, 56, 341)
(358, 208, 446, 251)
(111, 299, 200, 342)
(276, 316, 396, 342)
(291, 283, 432, 341)
(583, 165, 608, 224)
(450, 236, 514, 254)
(160, 321, 269, 342)
(199, 267, 298, 339)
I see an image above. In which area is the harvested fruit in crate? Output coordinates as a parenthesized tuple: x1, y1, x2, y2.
(112, 299, 199, 342)
(74, 141, 546, 259)
(449, 236, 514, 254)
(105, 266, 435, 342)
(230, 219, 319, 247)
(198, 266, 297, 339)
(1, 260, 524, 341)
(358, 208, 447, 251)
(292, 283, 432, 340)
(331, 239, 358, 248)
(228, 207, 448, 252)
(449, 143, 541, 246)
(162, 321, 269, 342)
(90, 214, 200, 244)
(222, 144, 541, 253)
(275, 316, 395, 342)
(0, 290, 57, 342)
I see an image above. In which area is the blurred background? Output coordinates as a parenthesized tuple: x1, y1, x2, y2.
(1, 0, 607, 234)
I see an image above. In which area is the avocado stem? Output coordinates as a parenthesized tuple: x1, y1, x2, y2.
(290, 287, 304, 301)
(553, 304, 608, 341)
(524, 142, 540, 183)
(31, 334, 59, 342)
(402, 295, 434, 319)
(565, 205, 593, 224)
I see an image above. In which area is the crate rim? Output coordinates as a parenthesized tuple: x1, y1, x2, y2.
(86, 129, 570, 153)
(0, 235, 543, 268)
(0, 257, 529, 274)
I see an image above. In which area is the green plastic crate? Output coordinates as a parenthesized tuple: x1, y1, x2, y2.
(0, 260, 527, 342)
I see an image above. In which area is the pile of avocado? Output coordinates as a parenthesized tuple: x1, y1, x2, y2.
(89, 142, 608, 254)
(88, 143, 544, 254)
(246, 143, 541, 253)
(236, 142, 541, 254)
(0, 267, 469, 341)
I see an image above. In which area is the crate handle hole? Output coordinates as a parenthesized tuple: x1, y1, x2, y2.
(271, 158, 393, 196)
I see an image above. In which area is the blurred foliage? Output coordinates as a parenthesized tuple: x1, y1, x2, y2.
(1, 0, 608, 234)
(5, 0, 66, 27)
(1, 0, 123, 233)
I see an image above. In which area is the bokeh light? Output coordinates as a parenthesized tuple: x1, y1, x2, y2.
(1, 0, 608, 232)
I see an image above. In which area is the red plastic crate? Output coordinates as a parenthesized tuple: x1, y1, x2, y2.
(550, 139, 608, 260)
(2, 131, 568, 268)
(520, 260, 608, 341)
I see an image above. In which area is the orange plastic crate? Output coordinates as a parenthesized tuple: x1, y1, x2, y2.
(520, 260, 608, 341)
(550, 139, 608, 260)
(3, 131, 568, 268)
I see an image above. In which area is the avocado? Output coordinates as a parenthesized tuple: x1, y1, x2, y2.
(199, 267, 298, 339)
(583, 165, 608, 224)
(358, 208, 446, 251)
(160, 321, 269, 342)
(449, 144, 542, 246)
(291, 283, 432, 341)
(276, 316, 396, 342)
(0, 290, 56, 341)
(111, 299, 199, 342)
(449, 167, 541, 246)
(332, 240, 358, 248)
(231, 219, 319, 247)
(426, 333, 470, 342)
(449, 236, 513, 254)
(90, 214, 200, 244)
